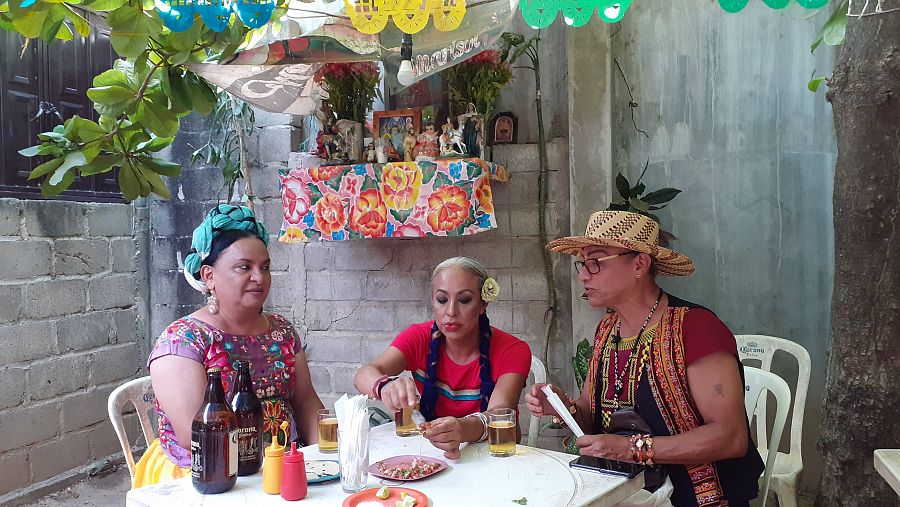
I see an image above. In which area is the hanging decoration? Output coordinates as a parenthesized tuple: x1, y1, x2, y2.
(344, 0, 468, 34)
(519, 0, 633, 28)
(717, 0, 827, 12)
(156, 0, 276, 33)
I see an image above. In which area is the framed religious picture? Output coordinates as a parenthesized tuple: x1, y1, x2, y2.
(374, 109, 421, 162)
(489, 112, 518, 145)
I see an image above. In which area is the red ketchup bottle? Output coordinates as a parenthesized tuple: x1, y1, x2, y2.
(280, 442, 307, 501)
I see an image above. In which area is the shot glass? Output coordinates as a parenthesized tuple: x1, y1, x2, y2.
(487, 408, 517, 457)
(317, 408, 338, 453)
(394, 402, 421, 437)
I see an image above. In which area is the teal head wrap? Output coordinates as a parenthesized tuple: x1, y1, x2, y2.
(182, 204, 269, 293)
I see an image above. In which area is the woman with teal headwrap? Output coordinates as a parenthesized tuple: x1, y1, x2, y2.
(133, 204, 325, 488)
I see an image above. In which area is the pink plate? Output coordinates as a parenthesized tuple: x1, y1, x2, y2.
(368, 455, 447, 481)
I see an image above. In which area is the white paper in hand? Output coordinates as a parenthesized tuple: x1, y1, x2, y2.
(541, 385, 585, 438)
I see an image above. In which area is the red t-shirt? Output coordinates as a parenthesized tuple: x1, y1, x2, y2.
(390, 321, 532, 418)
(682, 307, 738, 365)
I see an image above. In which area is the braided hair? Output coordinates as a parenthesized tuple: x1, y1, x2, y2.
(182, 204, 269, 293)
(419, 257, 496, 421)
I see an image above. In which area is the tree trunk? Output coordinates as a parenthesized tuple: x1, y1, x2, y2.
(816, 3, 900, 505)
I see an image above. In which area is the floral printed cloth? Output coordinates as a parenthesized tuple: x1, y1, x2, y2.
(147, 313, 300, 468)
(278, 158, 509, 242)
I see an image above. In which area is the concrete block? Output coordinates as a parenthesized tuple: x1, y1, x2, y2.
(0, 321, 54, 366)
(28, 354, 91, 400)
(458, 240, 512, 269)
(0, 240, 52, 279)
(513, 302, 551, 335)
(485, 301, 513, 331)
(329, 302, 400, 332)
(0, 284, 22, 323)
(332, 241, 395, 271)
(24, 278, 86, 318)
(57, 311, 112, 352)
(30, 431, 90, 482)
(509, 206, 540, 237)
(330, 271, 368, 300)
(492, 143, 540, 173)
(504, 170, 540, 205)
(258, 201, 286, 240)
(510, 238, 545, 268)
(113, 309, 137, 344)
(0, 199, 21, 236)
(89, 416, 139, 458)
(250, 163, 287, 199)
(253, 125, 302, 164)
(111, 237, 137, 272)
(266, 239, 294, 272)
(331, 365, 358, 395)
(90, 343, 142, 385)
(493, 208, 511, 236)
(268, 272, 297, 308)
(86, 204, 134, 236)
(175, 166, 226, 201)
(0, 449, 28, 496)
(305, 243, 335, 271)
(54, 238, 109, 275)
(512, 272, 550, 302)
(308, 364, 332, 393)
(362, 335, 395, 361)
(0, 402, 58, 453)
(305, 271, 332, 300)
(89, 274, 137, 310)
(365, 271, 428, 302)
(23, 201, 87, 237)
(149, 201, 207, 238)
(395, 239, 459, 270)
(150, 237, 192, 273)
(150, 304, 179, 339)
(251, 108, 295, 128)
(61, 385, 117, 432)
(0, 367, 25, 410)
(303, 332, 362, 363)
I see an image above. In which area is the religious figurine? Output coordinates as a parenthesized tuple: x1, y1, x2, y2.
(382, 133, 401, 162)
(414, 121, 440, 161)
(365, 142, 377, 163)
(389, 125, 406, 160)
(439, 118, 466, 157)
(403, 127, 418, 162)
(458, 103, 483, 159)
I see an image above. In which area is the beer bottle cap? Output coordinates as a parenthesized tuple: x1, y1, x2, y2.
(207, 367, 222, 374)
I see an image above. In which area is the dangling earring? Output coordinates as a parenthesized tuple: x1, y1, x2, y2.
(206, 292, 219, 315)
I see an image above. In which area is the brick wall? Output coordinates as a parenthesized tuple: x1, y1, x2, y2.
(0, 198, 149, 501)
(150, 109, 573, 443)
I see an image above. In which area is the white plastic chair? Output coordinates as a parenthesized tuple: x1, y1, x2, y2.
(107, 376, 157, 480)
(743, 366, 791, 506)
(736, 335, 810, 507)
(527, 355, 547, 448)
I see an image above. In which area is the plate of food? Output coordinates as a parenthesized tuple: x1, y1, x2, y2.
(368, 455, 447, 481)
(342, 486, 427, 507)
(306, 460, 340, 483)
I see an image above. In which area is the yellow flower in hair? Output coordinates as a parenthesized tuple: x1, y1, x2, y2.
(481, 277, 500, 303)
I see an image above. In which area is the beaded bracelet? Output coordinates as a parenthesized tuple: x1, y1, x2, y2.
(463, 412, 489, 442)
(629, 434, 655, 466)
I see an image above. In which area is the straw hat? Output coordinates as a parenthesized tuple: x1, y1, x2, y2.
(547, 211, 694, 276)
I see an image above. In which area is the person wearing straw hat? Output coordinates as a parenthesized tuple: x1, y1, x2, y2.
(525, 211, 764, 507)
(354, 257, 532, 460)
(134, 204, 325, 488)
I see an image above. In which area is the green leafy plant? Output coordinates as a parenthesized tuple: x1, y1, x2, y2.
(313, 62, 381, 123)
(3, 0, 289, 200)
(607, 162, 681, 245)
(191, 91, 256, 203)
(807, 0, 848, 91)
(446, 49, 513, 120)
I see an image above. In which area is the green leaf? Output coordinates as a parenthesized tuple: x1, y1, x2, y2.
(135, 99, 179, 138)
(629, 198, 649, 212)
(39, 4, 68, 43)
(807, 76, 827, 92)
(420, 162, 437, 185)
(19, 145, 42, 157)
(79, 154, 123, 176)
(642, 188, 681, 205)
(361, 175, 378, 192)
(141, 156, 181, 176)
(630, 182, 645, 198)
(64, 5, 89, 36)
(135, 136, 174, 153)
(87, 85, 134, 105)
(135, 160, 170, 199)
(49, 151, 87, 185)
(308, 183, 323, 206)
(615, 173, 631, 200)
(70, 116, 108, 143)
(40, 164, 76, 196)
(108, 6, 151, 57)
(572, 338, 592, 391)
(389, 207, 414, 224)
(811, 0, 848, 53)
(93, 67, 132, 88)
(322, 174, 342, 192)
(433, 171, 452, 190)
(81, 0, 128, 11)
(512, 497, 528, 505)
(119, 160, 141, 201)
(185, 72, 216, 115)
(28, 157, 64, 180)
(11, 3, 50, 38)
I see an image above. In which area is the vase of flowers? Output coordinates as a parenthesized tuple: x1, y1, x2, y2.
(313, 62, 382, 162)
(447, 50, 513, 132)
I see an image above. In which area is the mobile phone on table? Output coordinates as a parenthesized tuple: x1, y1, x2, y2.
(569, 456, 645, 479)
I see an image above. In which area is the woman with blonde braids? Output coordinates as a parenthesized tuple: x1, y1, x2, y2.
(354, 257, 531, 459)
(133, 204, 324, 488)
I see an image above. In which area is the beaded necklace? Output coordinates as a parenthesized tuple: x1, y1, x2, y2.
(609, 288, 664, 406)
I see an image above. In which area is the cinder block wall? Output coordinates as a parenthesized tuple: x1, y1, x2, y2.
(0, 198, 149, 501)
(150, 110, 573, 442)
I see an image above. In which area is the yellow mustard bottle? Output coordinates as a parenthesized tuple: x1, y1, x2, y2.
(262, 420, 290, 495)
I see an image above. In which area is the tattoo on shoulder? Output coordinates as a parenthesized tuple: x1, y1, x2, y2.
(714, 383, 725, 398)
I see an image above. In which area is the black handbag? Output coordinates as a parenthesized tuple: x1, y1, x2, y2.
(607, 406, 667, 491)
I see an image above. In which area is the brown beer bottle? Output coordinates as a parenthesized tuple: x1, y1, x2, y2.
(191, 368, 237, 494)
(230, 360, 263, 476)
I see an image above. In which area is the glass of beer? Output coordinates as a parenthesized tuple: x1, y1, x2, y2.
(317, 408, 338, 453)
(487, 408, 517, 457)
(395, 402, 421, 437)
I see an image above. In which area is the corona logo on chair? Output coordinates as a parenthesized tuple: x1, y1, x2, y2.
(739, 341, 765, 356)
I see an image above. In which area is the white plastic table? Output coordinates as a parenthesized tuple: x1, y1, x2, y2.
(874, 449, 900, 496)
(127, 423, 643, 507)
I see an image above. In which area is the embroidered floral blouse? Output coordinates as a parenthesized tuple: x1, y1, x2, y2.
(147, 313, 299, 468)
